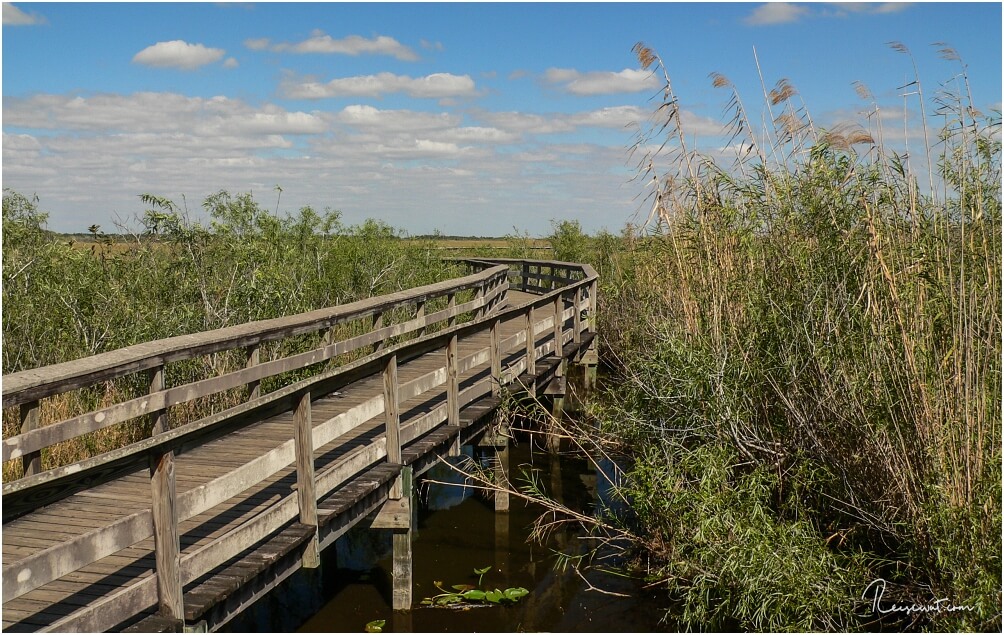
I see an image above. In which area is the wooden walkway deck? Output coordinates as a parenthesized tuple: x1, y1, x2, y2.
(1, 259, 598, 632)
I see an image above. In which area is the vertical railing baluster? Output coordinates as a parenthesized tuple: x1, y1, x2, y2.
(589, 279, 598, 334)
(447, 333, 460, 424)
(490, 316, 502, 396)
(373, 312, 385, 353)
(415, 300, 426, 338)
(573, 286, 582, 346)
(553, 293, 563, 357)
(446, 332, 460, 456)
(447, 292, 456, 328)
(475, 283, 485, 320)
(383, 354, 403, 498)
(19, 401, 41, 477)
(246, 344, 261, 400)
(293, 391, 320, 567)
(525, 305, 536, 391)
(150, 449, 183, 620)
(148, 365, 168, 436)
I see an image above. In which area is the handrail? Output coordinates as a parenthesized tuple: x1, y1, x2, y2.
(1, 265, 509, 473)
(1, 258, 599, 632)
(3, 265, 510, 406)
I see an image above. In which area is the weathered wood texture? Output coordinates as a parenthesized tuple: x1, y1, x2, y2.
(1, 259, 598, 633)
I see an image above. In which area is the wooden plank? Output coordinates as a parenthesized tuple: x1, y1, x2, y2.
(2, 508, 153, 601)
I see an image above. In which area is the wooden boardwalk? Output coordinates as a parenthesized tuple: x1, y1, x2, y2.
(1, 259, 598, 632)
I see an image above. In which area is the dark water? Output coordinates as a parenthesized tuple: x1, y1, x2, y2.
(226, 436, 670, 632)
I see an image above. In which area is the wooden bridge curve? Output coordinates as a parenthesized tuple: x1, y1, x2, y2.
(1, 258, 599, 632)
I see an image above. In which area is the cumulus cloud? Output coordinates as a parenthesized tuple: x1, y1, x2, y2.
(744, 3, 809, 25)
(247, 31, 418, 61)
(223, 57, 239, 69)
(282, 72, 478, 99)
(3, 3, 46, 25)
(543, 68, 660, 96)
(132, 40, 226, 70)
(3, 91, 652, 236)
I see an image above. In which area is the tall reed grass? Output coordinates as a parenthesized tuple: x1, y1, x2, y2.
(590, 43, 1001, 630)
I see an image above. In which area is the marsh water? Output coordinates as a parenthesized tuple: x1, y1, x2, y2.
(224, 436, 671, 632)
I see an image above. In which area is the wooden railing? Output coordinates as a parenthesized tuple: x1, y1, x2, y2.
(0, 259, 598, 632)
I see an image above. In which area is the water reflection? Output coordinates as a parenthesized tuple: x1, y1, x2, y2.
(224, 435, 668, 633)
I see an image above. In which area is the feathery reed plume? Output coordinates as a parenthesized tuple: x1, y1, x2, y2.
(711, 71, 765, 175)
(888, 40, 936, 206)
(769, 78, 796, 106)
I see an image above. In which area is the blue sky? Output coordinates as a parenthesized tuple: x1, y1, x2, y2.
(2, 2, 1001, 235)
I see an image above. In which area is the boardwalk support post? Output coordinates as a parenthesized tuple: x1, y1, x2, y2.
(494, 442, 510, 513)
(293, 391, 320, 568)
(391, 466, 414, 610)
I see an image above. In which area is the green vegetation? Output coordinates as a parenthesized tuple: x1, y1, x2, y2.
(575, 43, 1001, 631)
(1, 189, 465, 474)
(2, 40, 999, 632)
(419, 567, 529, 608)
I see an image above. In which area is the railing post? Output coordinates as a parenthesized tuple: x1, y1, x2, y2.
(373, 312, 385, 353)
(148, 365, 168, 435)
(521, 262, 529, 293)
(246, 345, 261, 400)
(525, 305, 536, 392)
(415, 300, 426, 338)
(19, 401, 41, 477)
(293, 391, 320, 568)
(474, 283, 485, 320)
(447, 292, 456, 328)
(573, 286, 582, 346)
(553, 293, 564, 357)
(383, 353, 403, 498)
(446, 332, 460, 456)
(149, 450, 183, 621)
(588, 279, 598, 334)
(490, 317, 502, 397)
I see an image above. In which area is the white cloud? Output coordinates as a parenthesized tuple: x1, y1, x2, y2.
(244, 37, 271, 51)
(251, 31, 418, 61)
(544, 68, 659, 96)
(828, 2, 912, 15)
(2, 92, 650, 236)
(3, 3, 45, 25)
(744, 3, 809, 25)
(283, 72, 478, 99)
(3, 93, 328, 136)
(132, 40, 226, 70)
(223, 57, 239, 69)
